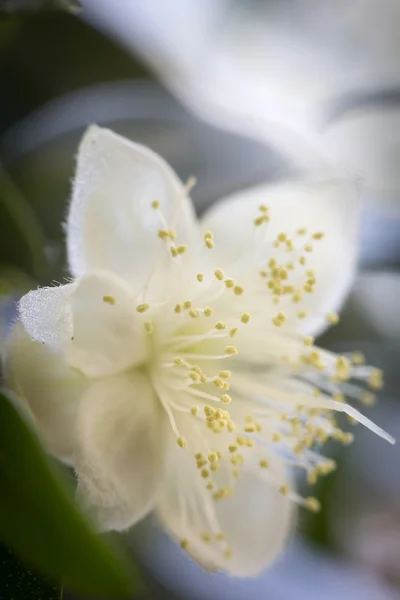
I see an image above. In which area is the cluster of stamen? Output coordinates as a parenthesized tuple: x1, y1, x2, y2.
(103, 197, 392, 561)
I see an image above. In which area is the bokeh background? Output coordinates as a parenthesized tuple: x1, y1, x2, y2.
(1, 1, 400, 599)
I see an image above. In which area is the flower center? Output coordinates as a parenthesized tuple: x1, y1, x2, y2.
(129, 196, 393, 559)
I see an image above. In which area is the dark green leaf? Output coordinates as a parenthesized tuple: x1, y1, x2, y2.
(0, 388, 138, 596)
(0, 541, 60, 600)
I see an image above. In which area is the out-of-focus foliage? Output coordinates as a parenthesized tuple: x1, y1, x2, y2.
(0, 388, 144, 596)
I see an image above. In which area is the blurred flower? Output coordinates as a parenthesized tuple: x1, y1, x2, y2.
(82, 0, 400, 212)
(4, 126, 393, 576)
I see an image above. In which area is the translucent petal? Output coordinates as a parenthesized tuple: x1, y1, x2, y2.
(67, 125, 200, 295)
(4, 322, 86, 463)
(75, 372, 167, 532)
(18, 283, 75, 351)
(201, 179, 359, 337)
(67, 271, 146, 377)
(156, 437, 294, 576)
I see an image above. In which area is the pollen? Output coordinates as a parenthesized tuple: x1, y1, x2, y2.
(102, 295, 116, 305)
(224, 345, 238, 355)
(233, 286, 244, 296)
(136, 303, 150, 313)
(327, 312, 340, 325)
(177, 436, 187, 449)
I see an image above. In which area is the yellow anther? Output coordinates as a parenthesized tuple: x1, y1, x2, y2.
(219, 370, 231, 379)
(197, 272, 204, 282)
(210, 462, 219, 471)
(304, 283, 314, 294)
(176, 245, 187, 255)
(183, 300, 192, 310)
(361, 391, 376, 406)
(173, 357, 184, 365)
(333, 392, 345, 402)
(254, 216, 268, 226)
(292, 292, 303, 303)
(195, 452, 203, 460)
(223, 547, 233, 559)
(312, 232, 324, 240)
(208, 452, 218, 463)
(174, 303, 182, 314)
(229, 328, 238, 338)
(297, 309, 307, 319)
(239, 312, 250, 325)
(306, 497, 321, 513)
(306, 269, 315, 277)
(177, 436, 187, 449)
(213, 377, 224, 389)
(204, 231, 213, 239)
(277, 232, 287, 242)
(158, 229, 169, 239)
(215, 321, 227, 330)
(286, 239, 295, 251)
(279, 268, 289, 280)
(368, 369, 383, 390)
(102, 295, 116, 305)
(200, 374, 207, 383)
(307, 470, 318, 485)
(351, 351, 365, 365)
(259, 459, 269, 469)
(245, 438, 254, 447)
(205, 238, 215, 249)
(168, 229, 177, 240)
(244, 423, 256, 433)
(272, 311, 286, 327)
(259, 270, 268, 279)
(259, 204, 269, 213)
(197, 459, 207, 468)
(273, 297, 280, 305)
(189, 309, 200, 318)
(136, 303, 150, 313)
(232, 468, 239, 478)
(201, 533, 211, 543)
(144, 321, 153, 334)
(327, 312, 340, 325)
(201, 468, 210, 479)
(214, 268, 225, 281)
(227, 421, 236, 432)
(224, 278, 235, 288)
(224, 346, 238, 355)
(170, 246, 178, 257)
(233, 286, 244, 296)
(299, 256, 306, 265)
(236, 435, 246, 446)
(272, 432, 282, 442)
(297, 228, 307, 235)
(279, 485, 289, 496)
(189, 371, 200, 382)
(191, 406, 200, 416)
(221, 394, 232, 405)
(180, 538, 189, 550)
(303, 336, 314, 347)
(204, 306, 213, 317)
(305, 244, 313, 253)
(206, 482, 214, 491)
(204, 405, 215, 417)
(151, 200, 160, 209)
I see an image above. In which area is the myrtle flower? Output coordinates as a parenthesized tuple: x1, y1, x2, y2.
(4, 126, 393, 577)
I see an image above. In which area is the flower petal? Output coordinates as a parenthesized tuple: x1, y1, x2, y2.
(67, 125, 200, 292)
(75, 372, 166, 532)
(156, 438, 294, 576)
(4, 322, 86, 463)
(201, 179, 359, 337)
(67, 271, 146, 377)
(18, 283, 75, 351)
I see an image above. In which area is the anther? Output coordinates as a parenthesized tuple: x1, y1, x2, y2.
(214, 268, 224, 281)
(224, 279, 235, 288)
(240, 312, 251, 324)
(197, 272, 204, 282)
(233, 286, 244, 296)
(224, 346, 238, 355)
(151, 200, 160, 209)
(221, 394, 232, 405)
(204, 306, 213, 317)
(136, 303, 150, 313)
(177, 436, 187, 449)
(327, 312, 340, 325)
(144, 321, 153, 334)
(103, 295, 116, 305)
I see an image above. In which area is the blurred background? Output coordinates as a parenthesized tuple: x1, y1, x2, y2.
(0, 1, 400, 599)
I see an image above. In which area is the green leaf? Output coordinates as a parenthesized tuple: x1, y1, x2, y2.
(0, 542, 60, 600)
(0, 388, 138, 596)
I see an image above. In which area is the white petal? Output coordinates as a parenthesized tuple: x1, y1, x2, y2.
(18, 284, 75, 351)
(4, 322, 86, 463)
(201, 179, 359, 337)
(67, 125, 200, 291)
(75, 372, 166, 532)
(67, 271, 146, 377)
(156, 439, 294, 576)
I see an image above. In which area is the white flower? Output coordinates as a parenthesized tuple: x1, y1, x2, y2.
(4, 126, 394, 577)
